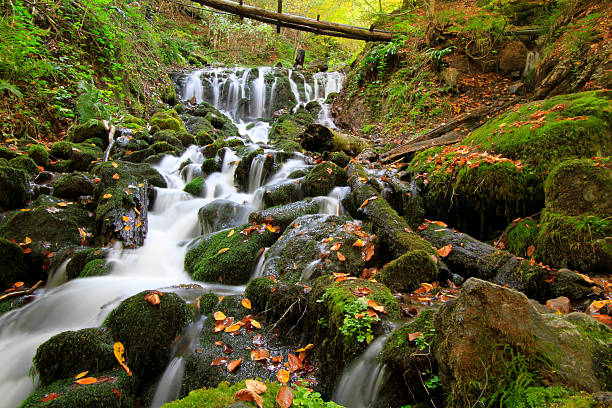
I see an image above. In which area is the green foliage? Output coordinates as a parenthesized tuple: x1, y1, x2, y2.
(318, 288, 377, 344)
(359, 37, 404, 80)
(425, 46, 456, 65)
(0, 80, 23, 98)
(292, 385, 344, 407)
(75, 81, 113, 123)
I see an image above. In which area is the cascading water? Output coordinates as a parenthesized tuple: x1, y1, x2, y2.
(0, 66, 347, 408)
(332, 334, 391, 408)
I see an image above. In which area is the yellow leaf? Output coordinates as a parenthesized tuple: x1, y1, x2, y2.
(75, 377, 97, 385)
(112, 162, 118, 168)
(225, 323, 241, 333)
(337, 251, 346, 261)
(57, 202, 68, 207)
(228, 229, 235, 237)
(113, 342, 132, 376)
(251, 319, 261, 329)
(242, 298, 252, 309)
(214, 311, 226, 321)
(74, 371, 89, 379)
(136, 221, 142, 228)
(124, 226, 131, 231)
(277, 369, 290, 384)
(122, 216, 130, 222)
(103, 193, 113, 199)
(353, 239, 365, 247)
(217, 247, 230, 255)
(24, 237, 31, 245)
(112, 173, 120, 180)
(295, 344, 314, 353)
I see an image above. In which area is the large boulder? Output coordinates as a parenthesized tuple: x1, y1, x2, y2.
(303, 161, 347, 197)
(68, 119, 109, 146)
(105, 290, 191, 383)
(0, 237, 28, 288)
(248, 198, 322, 232)
(434, 278, 611, 407)
(149, 109, 186, 133)
(197, 199, 251, 234)
(377, 249, 438, 292)
(499, 40, 528, 73)
(51, 172, 96, 200)
(0, 165, 29, 210)
(299, 124, 370, 155)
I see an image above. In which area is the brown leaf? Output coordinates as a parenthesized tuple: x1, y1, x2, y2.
(277, 368, 290, 384)
(211, 356, 227, 366)
(223, 344, 233, 354)
(436, 244, 452, 257)
(251, 348, 270, 361)
(526, 245, 536, 257)
(234, 389, 263, 408)
(367, 299, 386, 313)
(287, 353, 302, 373)
(144, 292, 161, 305)
(253, 334, 264, 346)
(276, 385, 293, 408)
(245, 379, 267, 395)
(227, 358, 242, 372)
(408, 332, 423, 341)
(362, 245, 375, 262)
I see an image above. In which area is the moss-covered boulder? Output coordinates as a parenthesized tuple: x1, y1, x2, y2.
(463, 91, 612, 176)
(0, 146, 19, 160)
(20, 370, 135, 408)
(51, 173, 95, 200)
(377, 250, 439, 292)
(201, 157, 221, 176)
(503, 218, 540, 258)
(269, 109, 314, 144)
(27, 145, 50, 168)
(197, 200, 251, 234)
(0, 165, 29, 210)
(105, 290, 191, 383)
(306, 276, 400, 396)
(180, 296, 303, 397)
(9, 155, 39, 176)
(261, 181, 303, 208)
(152, 129, 185, 151)
(49, 141, 104, 172)
(299, 124, 370, 156)
(68, 119, 109, 146)
(201, 138, 245, 159)
(32, 328, 116, 386)
(434, 278, 612, 407)
(150, 109, 186, 133)
(0, 195, 96, 280)
(65, 247, 110, 280)
(184, 176, 204, 196)
(406, 146, 542, 236)
(80, 259, 112, 277)
(0, 236, 28, 288)
(248, 199, 322, 232)
(184, 223, 280, 285)
(303, 162, 347, 197)
(171, 380, 287, 408)
(234, 149, 275, 192)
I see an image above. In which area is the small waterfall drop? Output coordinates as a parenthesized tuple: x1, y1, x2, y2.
(332, 334, 390, 408)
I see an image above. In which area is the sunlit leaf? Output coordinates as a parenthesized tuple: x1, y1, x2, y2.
(214, 311, 226, 321)
(211, 356, 227, 366)
(227, 358, 242, 372)
(112, 173, 120, 180)
(225, 323, 241, 333)
(295, 344, 314, 353)
(113, 342, 132, 376)
(234, 389, 263, 408)
(436, 244, 452, 257)
(276, 385, 293, 408)
(103, 193, 112, 199)
(241, 298, 252, 309)
(74, 371, 89, 379)
(277, 368, 290, 383)
(250, 319, 261, 329)
(227, 229, 235, 237)
(408, 332, 423, 341)
(353, 239, 365, 247)
(75, 377, 97, 385)
(337, 251, 346, 261)
(217, 247, 230, 255)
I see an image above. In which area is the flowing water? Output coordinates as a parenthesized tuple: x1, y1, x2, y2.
(0, 66, 348, 408)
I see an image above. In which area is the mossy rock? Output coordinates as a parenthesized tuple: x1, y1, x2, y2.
(9, 155, 39, 175)
(180, 296, 303, 397)
(150, 109, 187, 133)
(201, 138, 245, 160)
(150, 141, 178, 155)
(68, 119, 109, 146)
(407, 147, 542, 236)
(105, 290, 191, 383)
(544, 157, 612, 217)
(65, 247, 109, 280)
(234, 149, 276, 192)
(0, 195, 96, 280)
(464, 91, 612, 176)
(195, 131, 214, 146)
(0, 165, 29, 210)
(184, 223, 280, 285)
(184, 176, 204, 196)
(50, 141, 72, 160)
(248, 199, 321, 232)
(0, 236, 28, 288)
(303, 162, 347, 197)
(287, 169, 307, 179)
(32, 328, 116, 386)
(197, 200, 251, 234)
(122, 148, 155, 163)
(324, 151, 351, 168)
(27, 145, 50, 167)
(306, 276, 400, 396)
(262, 181, 303, 208)
(201, 158, 221, 176)
(269, 110, 314, 144)
(170, 380, 285, 408)
(0, 146, 19, 160)
(0, 293, 31, 317)
(377, 250, 439, 292)
(49, 141, 103, 172)
(504, 218, 540, 258)
(51, 172, 95, 200)
(80, 259, 112, 277)
(274, 139, 303, 154)
(178, 133, 197, 148)
(19, 369, 135, 408)
(152, 129, 184, 150)
(536, 210, 612, 273)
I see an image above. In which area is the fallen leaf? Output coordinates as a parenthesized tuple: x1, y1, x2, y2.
(41, 393, 60, 402)
(245, 379, 267, 394)
(242, 298, 252, 309)
(13, 281, 24, 288)
(251, 348, 270, 361)
(144, 291, 163, 305)
(362, 245, 375, 262)
(592, 314, 612, 327)
(225, 323, 241, 333)
(431, 220, 447, 227)
(253, 334, 264, 346)
(437, 244, 452, 257)
(57, 202, 68, 207)
(224, 344, 233, 354)
(353, 239, 365, 247)
(24, 237, 31, 245)
(215, 341, 223, 346)
(211, 356, 227, 366)
(228, 229, 235, 237)
(526, 245, 536, 257)
(227, 358, 242, 372)
(276, 385, 293, 408)
(75, 377, 97, 385)
(277, 369, 290, 383)
(408, 332, 423, 341)
(112, 388, 121, 397)
(287, 353, 302, 373)
(235, 389, 263, 408)
(112, 173, 120, 180)
(250, 319, 261, 329)
(103, 193, 112, 199)
(23, 248, 32, 254)
(112, 162, 118, 168)
(122, 216, 130, 222)
(266, 224, 280, 233)
(113, 342, 132, 376)
(74, 371, 89, 379)
(330, 242, 342, 251)
(214, 311, 226, 321)
(295, 344, 314, 353)
(358, 196, 377, 209)
(217, 247, 230, 255)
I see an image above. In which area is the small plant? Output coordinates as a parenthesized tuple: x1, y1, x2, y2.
(292, 385, 343, 407)
(75, 80, 113, 123)
(338, 298, 378, 344)
(425, 46, 456, 66)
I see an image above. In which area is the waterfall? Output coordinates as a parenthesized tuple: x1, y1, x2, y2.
(332, 334, 391, 408)
(182, 70, 204, 103)
(288, 69, 301, 104)
(523, 51, 539, 78)
(251, 67, 268, 119)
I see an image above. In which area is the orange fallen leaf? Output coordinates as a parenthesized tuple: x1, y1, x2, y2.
(13, 281, 24, 288)
(103, 193, 113, 199)
(227, 229, 235, 237)
(57, 202, 68, 207)
(214, 311, 226, 321)
(75, 377, 97, 385)
(592, 314, 612, 327)
(358, 196, 377, 209)
(437, 244, 452, 257)
(23, 248, 32, 254)
(276, 385, 293, 408)
(408, 332, 423, 341)
(113, 342, 132, 376)
(112, 162, 118, 168)
(529, 258, 536, 266)
(124, 226, 131, 231)
(251, 348, 270, 361)
(122, 216, 130, 222)
(74, 371, 89, 379)
(266, 224, 280, 233)
(144, 292, 160, 305)
(112, 173, 120, 180)
(245, 379, 267, 395)
(337, 251, 346, 261)
(277, 368, 290, 383)
(211, 356, 227, 366)
(234, 389, 263, 408)
(431, 220, 447, 227)
(353, 239, 365, 247)
(227, 358, 242, 372)
(287, 353, 302, 373)
(225, 323, 241, 333)
(41, 393, 60, 402)
(330, 242, 342, 251)
(24, 237, 31, 245)
(295, 344, 314, 353)
(250, 319, 261, 329)
(367, 299, 386, 314)
(242, 298, 252, 309)
(112, 388, 121, 397)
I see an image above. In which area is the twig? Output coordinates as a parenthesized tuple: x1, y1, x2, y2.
(469, 358, 488, 408)
(266, 299, 299, 334)
(0, 280, 44, 302)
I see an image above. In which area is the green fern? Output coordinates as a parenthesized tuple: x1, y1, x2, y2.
(0, 80, 23, 98)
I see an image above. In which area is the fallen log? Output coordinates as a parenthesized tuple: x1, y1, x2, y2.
(383, 131, 462, 163)
(418, 222, 593, 301)
(0, 280, 43, 303)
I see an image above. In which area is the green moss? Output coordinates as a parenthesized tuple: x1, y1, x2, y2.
(0, 237, 28, 288)
(234, 149, 264, 191)
(50, 141, 72, 160)
(184, 223, 279, 284)
(152, 129, 184, 150)
(303, 162, 347, 197)
(0, 165, 29, 210)
(104, 291, 191, 383)
(51, 173, 95, 200)
(195, 131, 214, 146)
(33, 328, 116, 386)
(183, 177, 204, 196)
(248, 199, 320, 232)
(201, 158, 220, 176)
(150, 109, 186, 133)
(505, 218, 540, 258)
(536, 210, 612, 273)
(198, 292, 219, 315)
(165, 380, 284, 408)
(65, 247, 108, 280)
(19, 369, 135, 408)
(377, 249, 439, 292)
(201, 138, 245, 159)
(10, 155, 39, 175)
(262, 181, 301, 208)
(464, 91, 612, 175)
(68, 119, 108, 145)
(0, 146, 19, 160)
(80, 259, 112, 277)
(27, 145, 50, 167)
(274, 139, 303, 154)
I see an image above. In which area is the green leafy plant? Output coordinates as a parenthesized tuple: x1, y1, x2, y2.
(76, 80, 113, 123)
(292, 385, 344, 407)
(339, 298, 378, 344)
(425, 46, 456, 65)
(0, 80, 23, 98)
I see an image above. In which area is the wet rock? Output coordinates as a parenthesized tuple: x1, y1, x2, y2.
(51, 172, 95, 200)
(80, 258, 112, 277)
(499, 40, 528, 73)
(434, 278, 611, 406)
(262, 180, 303, 208)
(49, 141, 104, 172)
(269, 108, 314, 144)
(185, 223, 279, 285)
(27, 145, 50, 167)
(377, 250, 439, 292)
(150, 109, 187, 133)
(197, 199, 251, 234)
(299, 124, 370, 155)
(261, 214, 372, 284)
(248, 198, 322, 232)
(201, 138, 245, 159)
(0, 195, 96, 281)
(184, 176, 204, 196)
(33, 328, 116, 386)
(303, 161, 347, 197)
(234, 149, 275, 192)
(65, 247, 110, 280)
(0, 165, 29, 210)
(323, 150, 351, 168)
(68, 119, 109, 147)
(546, 296, 571, 314)
(201, 157, 221, 176)
(9, 155, 39, 176)
(0, 236, 28, 288)
(105, 290, 191, 383)
(180, 296, 302, 397)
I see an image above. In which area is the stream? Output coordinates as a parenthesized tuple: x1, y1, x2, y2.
(0, 66, 386, 408)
